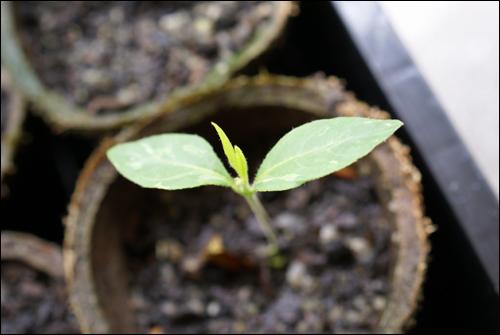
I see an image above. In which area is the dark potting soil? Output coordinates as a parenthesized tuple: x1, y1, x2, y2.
(17, 1, 274, 114)
(1, 261, 80, 334)
(126, 168, 396, 333)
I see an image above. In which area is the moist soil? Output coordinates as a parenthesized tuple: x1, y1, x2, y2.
(1, 261, 80, 334)
(125, 168, 396, 333)
(16, 1, 274, 114)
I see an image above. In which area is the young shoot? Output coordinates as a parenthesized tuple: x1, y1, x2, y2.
(107, 117, 402, 255)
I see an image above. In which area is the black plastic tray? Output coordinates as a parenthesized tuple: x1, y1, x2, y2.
(2, 1, 498, 332)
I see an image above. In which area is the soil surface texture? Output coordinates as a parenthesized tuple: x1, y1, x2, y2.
(17, 1, 274, 114)
(1, 261, 80, 334)
(126, 169, 396, 333)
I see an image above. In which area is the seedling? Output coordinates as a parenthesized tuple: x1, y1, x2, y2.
(107, 117, 402, 256)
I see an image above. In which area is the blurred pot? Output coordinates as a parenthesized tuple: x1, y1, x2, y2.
(1, 67, 25, 196)
(1, 1, 295, 134)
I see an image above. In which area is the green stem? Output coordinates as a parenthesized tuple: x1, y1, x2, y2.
(244, 193, 278, 250)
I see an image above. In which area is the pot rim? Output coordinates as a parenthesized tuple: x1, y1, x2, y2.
(1, 67, 25, 194)
(1, 231, 64, 279)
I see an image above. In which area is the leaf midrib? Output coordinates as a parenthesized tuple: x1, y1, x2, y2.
(254, 140, 344, 185)
(139, 154, 232, 184)
(254, 130, 389, 185)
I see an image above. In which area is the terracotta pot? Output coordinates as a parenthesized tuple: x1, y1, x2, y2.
(1, 1, 295, 134)
(64, 74, 432, 333)
(1, 67, 25, 195)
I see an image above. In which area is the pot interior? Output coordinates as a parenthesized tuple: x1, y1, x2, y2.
(88, 84, 402, 331)
(92, 105, 320, 332)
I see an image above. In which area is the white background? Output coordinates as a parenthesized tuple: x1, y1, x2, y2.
(380, 1, 499, 198)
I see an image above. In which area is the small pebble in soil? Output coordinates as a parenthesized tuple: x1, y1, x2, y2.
(181, 255, 203, 276)
(286, 261, 314, 291)
(206, 301, 222, 317)
(347, 237, 373, 263)
(319, 223, 339, 245)
(372, 295, 387, 311)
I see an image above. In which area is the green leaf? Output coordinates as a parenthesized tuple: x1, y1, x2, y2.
(234, 145, 249, 184)
(211, 122, 236, 169)
(107, 134, 233, 190)
(211, 122, 248, 182)
(253, 117, 403, 191)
